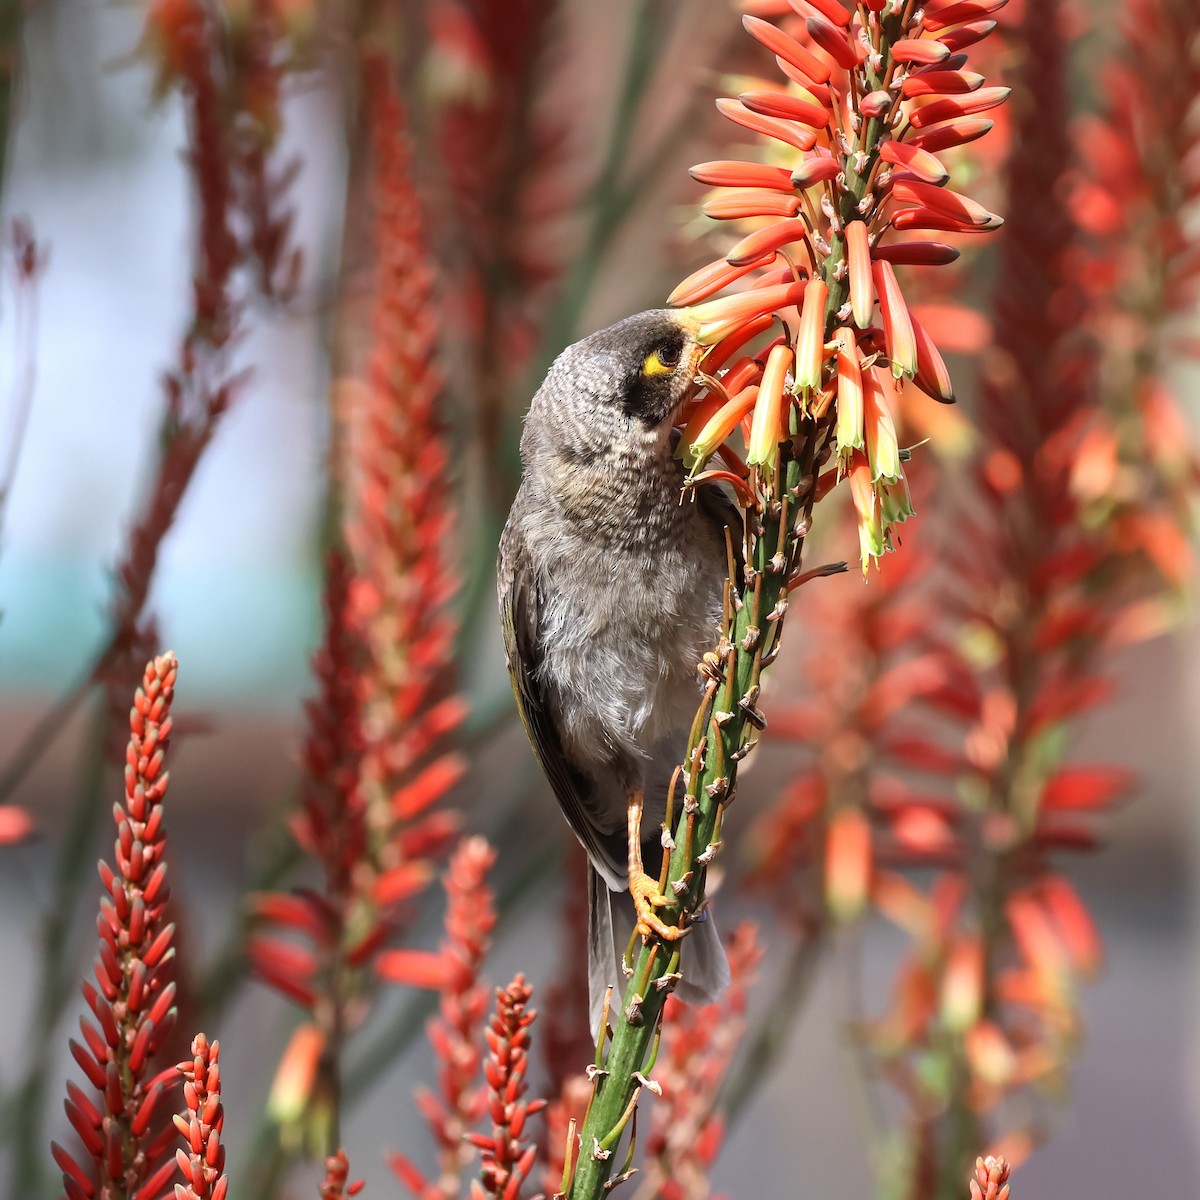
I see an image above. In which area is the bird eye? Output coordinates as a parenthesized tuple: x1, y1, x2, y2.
(643, 343, 682, 377)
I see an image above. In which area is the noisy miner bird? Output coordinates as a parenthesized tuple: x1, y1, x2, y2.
(498, 308, 739, 1032)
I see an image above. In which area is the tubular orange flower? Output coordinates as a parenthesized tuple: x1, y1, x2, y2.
(739, 90, 832, 129)
(907, 115, 995, 152)
(872, 260, 917, 379)
(863, 367, 901, 481)
(726, 218, 811, 267)
(742, 14, 832, 83)
(845, 220, 874, 329)
(804, 16, 858, 70)
(714, 97, 819, 151)
(793, 277, 828, 392)
(833, 327, 864, 459)
(748, 344, 794, 466)
(891, 37, 952, 65)
(682, 386, 760, 471)
(685, 281, 806, 345)
(689, 160, 796, 190)
(668, 254, 773, 305)
(878, 140, 951, 186)
(908, 87, 1011, 127)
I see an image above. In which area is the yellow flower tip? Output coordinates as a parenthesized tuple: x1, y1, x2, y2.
(793, 278, 828, 391)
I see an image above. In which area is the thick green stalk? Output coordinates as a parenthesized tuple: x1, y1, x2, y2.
(568, 429, 825, 1199)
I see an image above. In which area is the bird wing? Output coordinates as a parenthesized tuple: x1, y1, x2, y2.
(499, 524, 627, 885)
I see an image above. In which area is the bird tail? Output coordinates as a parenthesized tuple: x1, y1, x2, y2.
(587, 863, 730, 1037)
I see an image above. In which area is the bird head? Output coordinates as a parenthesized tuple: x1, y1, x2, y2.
(529, 310, 705, 456)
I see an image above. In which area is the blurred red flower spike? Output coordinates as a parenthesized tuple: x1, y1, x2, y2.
(791, 156, 840, 189)
(871, 871, 935, 939)
(901, 70, 985, 98)
(965, 1022, 1018, 1089)
(268, 1023, 324, 1126)
(922, 0, 1008, 31)
(891, 37, 951, 65)
(1040, 765, 1134, 812)
(1039, 876, 1103, 977)
(685, 280, 807, 344)
(890, 805, 955, 853)
(893, 178, 1003, 228)
(375, 948, 462, 991)
(698, 314, 776, 372)
(940, 935, 984, 1032)
(703, 191, 803, 220)
(391, 755, 466, 820)
(739, 90, 831, 129)
(0, 804, 32, 844)
(1006, 892, 1068, 988)
(726, 217, 811, 267)
(825, 807, 872, 920)
(793, 277, 828, 390)
(879, 140, 950, 185)
(909, 87, 1010, 128)
(907, 115, 994, 152)
(681, 387, 760, 470)
(715, 97, 819, 152)
(790, 0, 853, 27)
(874, 240, 960, 266)
(833, 327, 864, 456)
(871, 260, 917, 378)
(742, 14, 833, 83)
(938, 19, 998, 51)
(748, 344, 794, 466)
(372, 861, 435, 906)
(689, 159, 797, 191)
(805, 16, 858, 70)
(845, 220, 874, 328)
(910, 308, 956, 403)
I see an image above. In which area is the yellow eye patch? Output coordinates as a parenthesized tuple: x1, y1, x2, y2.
(642, 346, 681, 377)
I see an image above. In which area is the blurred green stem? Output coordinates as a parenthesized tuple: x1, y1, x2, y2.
(6, 700, 111, 1198)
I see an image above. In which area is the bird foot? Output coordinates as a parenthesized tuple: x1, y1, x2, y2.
(630, 870, 685, 942)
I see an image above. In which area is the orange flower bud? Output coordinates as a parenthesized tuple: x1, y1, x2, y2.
(879, 139, 950, 185)
(871, 260, 917, 379)
(742, 15, 832, 83)
(908, 87, 1011, 128)
(793, 277, 828, 391)
(715, 97, 819, 152)
(845, 220, 874, 329)
(863, 366, 901, 480)
(833, 327, 864, 457)
(690, 160, 796, 191)
(740, 90, 832, 129)
(685, 280, 807, 344)
(680, 386, 760, 470)
(747, 344, 794, 466)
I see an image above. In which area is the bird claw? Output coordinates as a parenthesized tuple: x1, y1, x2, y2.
(630, 871, 685, 941)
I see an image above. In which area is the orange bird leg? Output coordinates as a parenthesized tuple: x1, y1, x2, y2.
(627, 789, 685, 942)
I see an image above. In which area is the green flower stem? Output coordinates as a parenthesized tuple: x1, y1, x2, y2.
(568, 429, 826, 1200)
